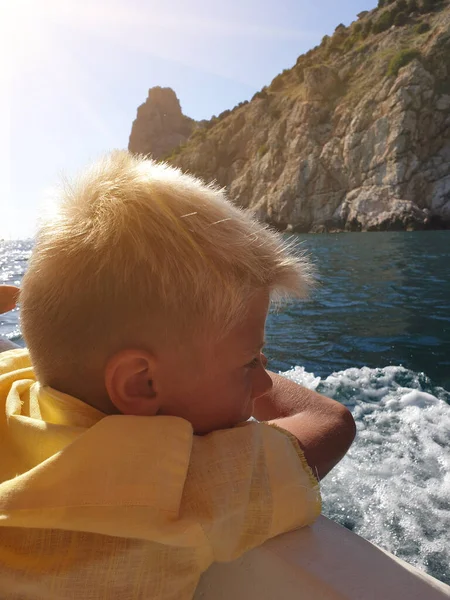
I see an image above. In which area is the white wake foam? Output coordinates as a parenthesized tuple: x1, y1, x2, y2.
(282, 365, 450, 584)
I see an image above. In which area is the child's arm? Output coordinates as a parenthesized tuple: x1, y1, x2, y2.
(0, 286, 20, 352)
(0, 338, 19, 352)
(0, 286, 19, 315)
(253, 371, 356, 481)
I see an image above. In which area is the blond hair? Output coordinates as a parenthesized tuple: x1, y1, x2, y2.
(20, 151, 312, 389)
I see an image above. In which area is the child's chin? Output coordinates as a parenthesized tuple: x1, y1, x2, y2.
(236, 410, 253, 426)
(196, 411, 253, 434)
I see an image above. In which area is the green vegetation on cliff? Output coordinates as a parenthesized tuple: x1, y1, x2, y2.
(159, 0, 445, 163)
(387, 48, 421, 75)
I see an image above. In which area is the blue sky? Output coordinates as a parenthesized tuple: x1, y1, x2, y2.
(1, 0, 375, 238)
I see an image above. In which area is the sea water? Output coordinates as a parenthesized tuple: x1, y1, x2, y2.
(1, 232, 449, 585)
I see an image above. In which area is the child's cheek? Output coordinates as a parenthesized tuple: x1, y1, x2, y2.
(241, 371, 254, 399)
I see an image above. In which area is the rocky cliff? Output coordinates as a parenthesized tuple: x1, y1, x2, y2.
(129, 87, 195, 160)
(129, 0, 450, 231)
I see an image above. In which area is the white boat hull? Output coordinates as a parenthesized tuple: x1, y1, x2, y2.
(195, 516, 450, 599)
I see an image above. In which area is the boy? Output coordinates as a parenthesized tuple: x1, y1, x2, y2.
(0, 152, 355, 599)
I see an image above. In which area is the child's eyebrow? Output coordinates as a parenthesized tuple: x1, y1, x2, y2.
(250, 341, 266, 355)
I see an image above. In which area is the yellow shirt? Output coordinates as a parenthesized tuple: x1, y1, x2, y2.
(0, 349, 321, 600)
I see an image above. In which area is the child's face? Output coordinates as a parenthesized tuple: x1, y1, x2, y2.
(156, 290, 272, 434)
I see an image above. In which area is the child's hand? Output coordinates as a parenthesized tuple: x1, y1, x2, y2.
(0, 286, 20, 315)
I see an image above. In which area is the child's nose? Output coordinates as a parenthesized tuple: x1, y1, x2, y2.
(251, 364, 273, 400)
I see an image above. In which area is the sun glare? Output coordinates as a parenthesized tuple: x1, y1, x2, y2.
(0, 0, 60, 66)
(1, 0, 302, 240)
(2, 0, 36, 18)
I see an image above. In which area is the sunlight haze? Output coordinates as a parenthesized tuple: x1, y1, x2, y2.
(1, 0, 374, 239)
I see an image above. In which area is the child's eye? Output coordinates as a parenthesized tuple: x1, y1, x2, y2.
(246, 357, 260, 369)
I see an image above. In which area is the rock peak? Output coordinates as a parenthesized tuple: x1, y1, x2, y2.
(128, 86, 195, 159)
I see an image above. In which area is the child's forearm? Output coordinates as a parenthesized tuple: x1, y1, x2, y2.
(0, 286, 20, 353)
(253, 371, 344, 421)
(0, 285, 19, 315)
(253, 371, 356, 480)
(0, 339, 20, 353)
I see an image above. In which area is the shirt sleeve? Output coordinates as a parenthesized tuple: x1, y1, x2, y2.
(180, 421, 321, 563)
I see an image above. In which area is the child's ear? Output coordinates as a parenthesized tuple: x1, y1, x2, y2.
(104, 349, 161, 416)
(0, 286, 20, 315)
